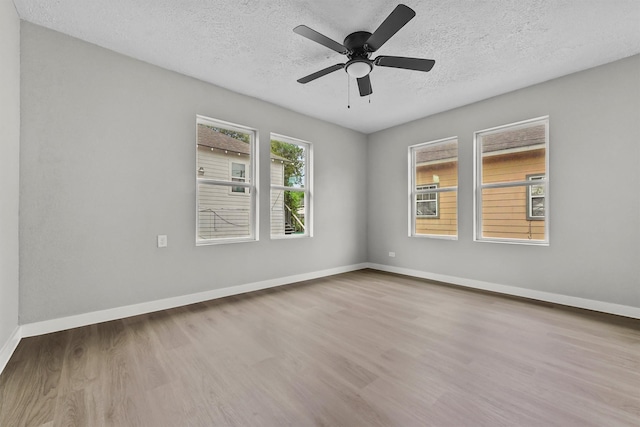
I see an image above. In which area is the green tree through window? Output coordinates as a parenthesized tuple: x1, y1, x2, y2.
(271, 139, 306, 232)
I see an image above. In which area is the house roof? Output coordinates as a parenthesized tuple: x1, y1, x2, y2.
(416, 141, 458, 164)
(416, 124, 545, 164)
(197, 124, 251, 155)
(197, 124, 287, 161)
(481, 124, 546, 153)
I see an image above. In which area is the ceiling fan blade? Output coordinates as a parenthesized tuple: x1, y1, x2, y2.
(297, 63, 345, 84)
(375, 56, 435, 72)
(357, 75, 373, 96)
(365, 4, 416, 52)
(294, 25, 348, 54)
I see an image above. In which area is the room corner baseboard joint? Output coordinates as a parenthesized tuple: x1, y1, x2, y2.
(0, 326, 22, 376)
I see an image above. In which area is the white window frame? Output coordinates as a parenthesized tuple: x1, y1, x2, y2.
(196, 115, 259, 245)
(527, 174, 545, 220)
(408, 137, 458, 240)
(229, 160, 249, 195)
(473, 116, 549, 245)
(416, 184, 439, 218)
(270, 133, 313, 239)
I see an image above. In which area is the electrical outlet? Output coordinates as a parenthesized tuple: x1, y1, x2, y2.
(157, 235, 168, 248)
(389, 251, 396, 258)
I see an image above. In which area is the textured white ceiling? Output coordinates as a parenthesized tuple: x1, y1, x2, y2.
(13, 0, 640, 134)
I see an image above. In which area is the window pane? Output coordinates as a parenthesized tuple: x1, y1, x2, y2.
(416, 186, 439, 217)
(480, 123, 546, 184)
(270, 134, 312, 238)
(527, 174, 545, 219)
(414, 140, 458, 189)
(481, 186, 545, 241)
(231, 163, 245, 179)
(417, 199, 437, 216)
(270, 139, 305, 188)
(271, 189, 305, 236)
(411, 138, 458, 238)
(231, 162, 246, 193)
(196, 116, 255, 244)
(196, 123, 252, 182)
(415, 191, 457, 236)
(197, 183, 251, 239)
(475, 118, 548, 244)
(531, 197, 545, 217)
(417, 193, 436, 201)
(531, 184, 544, 196)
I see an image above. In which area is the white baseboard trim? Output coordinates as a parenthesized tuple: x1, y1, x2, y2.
(366, 263, 640, 319)
(367, 263, 640, 319)
(11, 260, 638, 373)
(20, 263, 369, 338)
(0, 325, 22, 376)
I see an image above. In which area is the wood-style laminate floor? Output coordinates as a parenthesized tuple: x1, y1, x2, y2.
(1, 269, 639, 426)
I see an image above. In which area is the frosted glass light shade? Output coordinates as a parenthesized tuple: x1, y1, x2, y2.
(346, 61, 372, 78)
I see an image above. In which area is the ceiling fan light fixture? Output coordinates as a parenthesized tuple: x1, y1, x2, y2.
(345, 60, 372, 78)
(294, 4, 434, 97)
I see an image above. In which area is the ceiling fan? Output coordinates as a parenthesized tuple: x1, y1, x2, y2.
(294, 4, 435, 97)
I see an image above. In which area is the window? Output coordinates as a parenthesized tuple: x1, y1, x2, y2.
(270, 134, 312, 238)
(527, 174, 545, 220)
(409, 137, 458, 239)
(196, 115, 257, 244)
(230, 162, 247, 193)
(474, 117, 549, 244)
(416, 184, 438, 218)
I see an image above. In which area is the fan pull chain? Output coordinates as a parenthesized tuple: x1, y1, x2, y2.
(347, 76, 351, 109)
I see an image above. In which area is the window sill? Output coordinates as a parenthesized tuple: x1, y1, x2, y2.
(411, 234, 457, 241)
(270, 233, 311, 240)
(474, 238, 549, 246)
(196, 237, 258, 246)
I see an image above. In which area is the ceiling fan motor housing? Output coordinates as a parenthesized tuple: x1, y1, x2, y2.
(343, 31, 374, 77)
(343, 31, 373, 54)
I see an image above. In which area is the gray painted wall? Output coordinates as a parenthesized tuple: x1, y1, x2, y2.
(19, 23, 368, 324)
(0, 0, 21, 349)
(15, 21, 640, 327)
(367, 55, 640, 308)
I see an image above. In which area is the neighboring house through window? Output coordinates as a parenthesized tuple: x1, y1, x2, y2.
(196, 115, 257, 244)
(474, 116, 549, 244)
(409, 137, 458, 239)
